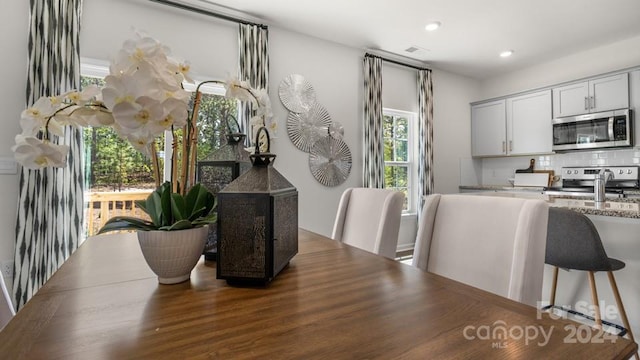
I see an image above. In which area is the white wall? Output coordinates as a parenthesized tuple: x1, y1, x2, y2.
(82, 0, 237, 80)
(268, 27, 362, 237)
(0, 1, 29, 292)
(433, 69, 480, 194)
(479, 34, 640, 100)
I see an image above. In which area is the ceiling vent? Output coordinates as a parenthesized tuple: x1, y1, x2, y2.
(404, 46, 420, 53)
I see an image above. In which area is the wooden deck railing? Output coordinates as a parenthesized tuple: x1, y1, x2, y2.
(86, 191, 152, 236)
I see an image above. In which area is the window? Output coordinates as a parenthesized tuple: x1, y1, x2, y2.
(80, 60, 238, 189)
(80, 60, 238, 235)
(383, 109, 415, 212)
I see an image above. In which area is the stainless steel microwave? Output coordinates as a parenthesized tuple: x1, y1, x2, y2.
(552, 109, 632, 151)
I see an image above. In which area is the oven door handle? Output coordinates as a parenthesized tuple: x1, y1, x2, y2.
(608, 116, 615, 141)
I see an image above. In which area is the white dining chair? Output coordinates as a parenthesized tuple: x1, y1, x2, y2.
(412, 193, 549, 306)
(331, 188, 404, 259)
(0, 274, 15, 330)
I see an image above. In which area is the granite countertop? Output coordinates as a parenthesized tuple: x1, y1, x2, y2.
(459, 185, 640, 219)
(459, 185, 545, 192)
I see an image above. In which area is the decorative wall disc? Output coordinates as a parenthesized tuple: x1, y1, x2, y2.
(287, 103, 332, 153)
(278, 74, 316, 113)
(309, 136, 352, 187)
(328, 121, 344, 139)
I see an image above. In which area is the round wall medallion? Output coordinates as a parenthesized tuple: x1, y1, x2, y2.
(309, 136, 352, 187)
(287, 103, 332, 153)
(278, 74, 316, 113)
(328, 121, 344, 139)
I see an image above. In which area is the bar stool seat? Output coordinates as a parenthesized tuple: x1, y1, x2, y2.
(544, 207, 637, 359)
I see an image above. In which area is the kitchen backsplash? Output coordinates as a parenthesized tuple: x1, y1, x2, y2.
(477, 148, 640, 186)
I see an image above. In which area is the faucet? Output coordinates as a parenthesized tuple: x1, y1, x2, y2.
(594, 169, 613, 202)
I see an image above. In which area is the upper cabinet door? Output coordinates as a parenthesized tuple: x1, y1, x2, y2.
(471, 100, 506, 157)
(590, 73, 629, 113)
(507, 90, 552, 155)
(552, 81, 589, 118)
(552, 74, 629, 118)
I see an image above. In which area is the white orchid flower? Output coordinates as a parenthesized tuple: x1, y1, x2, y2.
(120, 130, 155, 156)
(21, 97, 57, 126)
(67, 107, 115, 127)
(19, 113, 45, 137)
(46, 118, 68, 137)
(63, 85, 100, 106)
(111, 35, 166, 75)
(102, 75, 136, 109)
(252, 88, 272, 118)
(174, 59, 193, 83)
(160, 97, 189, 129)
(12, 136, 69, 169)
(111, 96, 164, 133)
(224, 77, 254, 102)
(165, 87, 191, 103)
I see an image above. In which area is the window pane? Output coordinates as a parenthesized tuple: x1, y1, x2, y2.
(393, 166, 408, 187)
(384, 164, 409, 211)
(383, 138, 394, 161)
(394, 140, 408, 162)
(383, 115, 394, 139)
(81, 76, 158, 192)
(382, 110, 414, 212)
(195, 93, 238, 161)
(395, 117, 408, 139)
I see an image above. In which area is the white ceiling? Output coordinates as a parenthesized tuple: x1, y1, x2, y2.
(174, 0, 640, 79)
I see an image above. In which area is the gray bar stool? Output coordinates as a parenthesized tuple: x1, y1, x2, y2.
(544, 207, 637, 358)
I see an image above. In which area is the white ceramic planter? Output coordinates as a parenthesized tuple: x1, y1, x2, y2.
(137, 226, 208, 284)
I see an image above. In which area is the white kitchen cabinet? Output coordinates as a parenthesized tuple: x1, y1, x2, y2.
(507, 90, 552, 155)
(552, 73, 629, 118)
(471, 100, 506, 156)
(630, 70, 640, 146)
(472, 90, 552, 157)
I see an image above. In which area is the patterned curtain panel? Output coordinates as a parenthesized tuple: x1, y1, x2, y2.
(363, 55, 384, 188)
(238, 23, 269, 145)
(13, 0, 85, 310)
(417, 69, 434, 219)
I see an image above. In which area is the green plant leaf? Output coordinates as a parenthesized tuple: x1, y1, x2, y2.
(167, 219, 195, 231)
(185, 184, 215, 222)
(160, 182, 173, 226)
(97, 216, 156, 234)
(145, 190, 163, 226)
(135, 199, 147, 214)
(170, 192, 186, 221)
(192, 213, 217, 226)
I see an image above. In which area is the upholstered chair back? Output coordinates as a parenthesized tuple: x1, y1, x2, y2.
(332, 188, 404, 259)
(412, 194, 549, 306)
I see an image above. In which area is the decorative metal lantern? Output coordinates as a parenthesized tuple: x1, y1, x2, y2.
(196, 116, 251, 260)
(217, 128, 298, 284)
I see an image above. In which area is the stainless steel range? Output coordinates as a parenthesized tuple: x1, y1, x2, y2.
(544, 166, 640, 198)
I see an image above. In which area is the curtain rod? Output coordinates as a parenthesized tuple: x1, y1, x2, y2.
(150, 0, 268, 29)
(365, 53, 430, 72)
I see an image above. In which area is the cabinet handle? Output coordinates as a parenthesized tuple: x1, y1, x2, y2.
(590, 96, 595, 109)
(509, 140, 513, 152)
(585, 97, 588, 110)
(502, 141, 506, 153)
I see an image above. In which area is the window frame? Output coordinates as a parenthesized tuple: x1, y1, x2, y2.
(382, 108, 416, 214)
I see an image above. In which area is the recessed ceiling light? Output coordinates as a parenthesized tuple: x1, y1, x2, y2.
(425, 22, 441, 32)
(500, 50, 514, 58)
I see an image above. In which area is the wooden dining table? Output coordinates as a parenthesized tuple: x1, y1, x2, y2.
(0, 229, 637, 359)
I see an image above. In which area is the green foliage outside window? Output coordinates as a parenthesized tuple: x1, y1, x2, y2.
(383, 113, 410, 210)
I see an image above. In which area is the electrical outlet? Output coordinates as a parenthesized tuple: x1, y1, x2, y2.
(1, 260, 13, 278)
